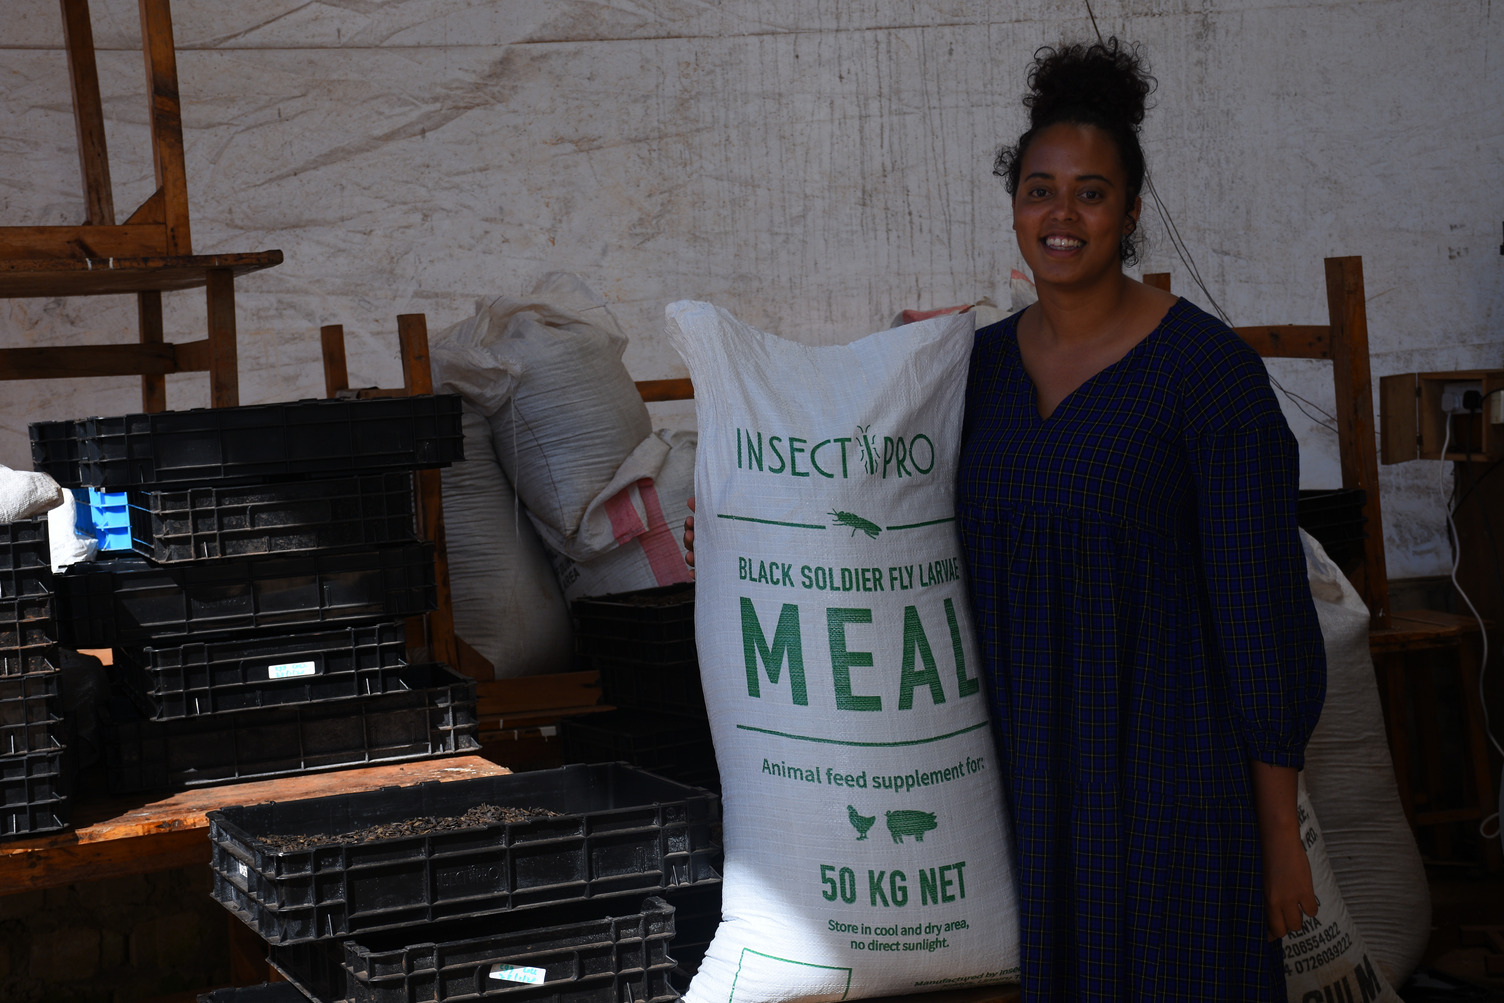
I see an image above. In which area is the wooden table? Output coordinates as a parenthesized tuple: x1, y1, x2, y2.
(1, 755, 510, 1000)
(0, 754, 509, 894)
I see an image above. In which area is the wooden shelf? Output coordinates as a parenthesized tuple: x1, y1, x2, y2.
(0, 754, 508, 895)
(1380, 369, 1504, 464)
(0, 250, 282, 299)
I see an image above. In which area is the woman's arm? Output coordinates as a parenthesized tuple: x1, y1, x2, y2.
(1251, 760, 1317, 940)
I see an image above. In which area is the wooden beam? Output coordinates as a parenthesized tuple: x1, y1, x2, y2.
(0, 250, 281, 297)
(137, 289, 166, 411)
(636, 377, 694, 402)
(1378, 373, 1420, 465)
(124, 187, 165, 224)
(139, 0, 191, 254)
(1324, 255, 1388, 628)
(1232, 325, 1331, 360)
(320, 324, 349, 397)
(205, 267, 237, 406)
(0, 343, 178, 379)
(397, 313, 461, 674)
(0, 224, 168, 260)
(60, 0, 114, 226)
(173, 337, 210, 372)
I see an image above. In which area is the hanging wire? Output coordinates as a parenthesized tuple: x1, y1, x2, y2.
(1078, 0, 1337, 435)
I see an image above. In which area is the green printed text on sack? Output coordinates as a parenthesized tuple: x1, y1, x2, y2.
(740, 597, 980, 709)
(736, 427, 935, 479)
(739, 558, 962, 592)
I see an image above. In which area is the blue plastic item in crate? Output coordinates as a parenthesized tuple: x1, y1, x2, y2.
(73, 488, 133, 552)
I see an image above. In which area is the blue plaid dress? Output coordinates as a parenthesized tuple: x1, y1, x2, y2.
(957, 298, 1326, 1001)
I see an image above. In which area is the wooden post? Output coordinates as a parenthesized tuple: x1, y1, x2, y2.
(137, 290, 165, 411)
(396, 314, 462, 674)
(60, 0, 114, 226)
(138, 0, 191, 254)
(320, 324, 349, 397)
(1324, 255, 1388, 628)
(205, 267, 238, 407)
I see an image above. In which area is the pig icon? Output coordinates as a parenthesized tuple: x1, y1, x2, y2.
(885, 809, 938, 843)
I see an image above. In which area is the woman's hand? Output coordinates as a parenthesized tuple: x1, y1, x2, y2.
(1251, 762, 1317, 940)
(683, 496, 695, 577)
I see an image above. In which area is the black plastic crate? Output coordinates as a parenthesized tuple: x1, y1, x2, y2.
(118, 621, 411, 720)
(129, 473, 416, 564)
(0, 670, 62, 756)
(208, 762, 722, 946)
(572, 585, 694, 647)
(559, 712, 718, 794)
(572, 585, 699, 705)
(29, 419, 81, 487)
(584, 655, 704, 720)
(55, 542, 436, 648)
(270, 897, 678, 1003)
(1, 748, 71, 840)
(657, 881, 722, 993)
(0, 595, 56, 655)
(0, 641, 59, 679)
(105, 663, 478, 794)
(0, 516, 51, 600)
(30, 395, 464, 489)
(198, 984, 311, 1003)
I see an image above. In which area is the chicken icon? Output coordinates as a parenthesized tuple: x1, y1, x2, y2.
(847, 805, 877, 840)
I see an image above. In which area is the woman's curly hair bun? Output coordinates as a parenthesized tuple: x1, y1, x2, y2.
(1025, 37, 1152, 133)
(993, 36, 1156, 265)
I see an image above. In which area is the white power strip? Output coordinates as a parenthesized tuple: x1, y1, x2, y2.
(1441, 381, 1482, 414)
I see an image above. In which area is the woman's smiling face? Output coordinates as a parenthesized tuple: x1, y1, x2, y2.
(1012, 121, 1140, 291)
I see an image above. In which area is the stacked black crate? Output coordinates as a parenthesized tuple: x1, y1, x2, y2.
(0, 515, 69, 839)
(29, 396, 479, 794)
(562, 583, 716, 793)
(561, 583, 721, 990)
(206, 761, 722, 1003)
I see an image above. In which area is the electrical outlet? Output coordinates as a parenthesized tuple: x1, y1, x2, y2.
(1441, 381, 1482, 414)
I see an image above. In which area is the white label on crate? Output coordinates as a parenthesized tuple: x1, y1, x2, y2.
(489, 964, 547, 985)
(267, 661, 317, 680)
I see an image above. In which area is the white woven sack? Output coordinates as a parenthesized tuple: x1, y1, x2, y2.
(549, 428, 696, 601)
(1282, 775, 1402, 1003)
(441, 406, 574, 678)
(666, 301, 1020, 1003)
(430, 272, 654, 561)
(1299, 531, 1429, 985)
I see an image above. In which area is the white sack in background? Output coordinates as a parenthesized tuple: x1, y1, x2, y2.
(0, 466, 62, 524)
(441, 406, 574, 679)
(45, 488, 95, 572)
(549, 428, 695, 600)
(430, 272, 653, 561)
(1299, 530, 1429, 985)
(1282, 776, 1402, 1003)
(667, 302, 1019, 1003)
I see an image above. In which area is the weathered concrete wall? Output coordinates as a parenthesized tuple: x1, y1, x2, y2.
(1, 0, 1499, 577)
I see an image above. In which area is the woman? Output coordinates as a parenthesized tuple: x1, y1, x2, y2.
(684, 37, 1326, 1000)
(960, 38, 1325, 999)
